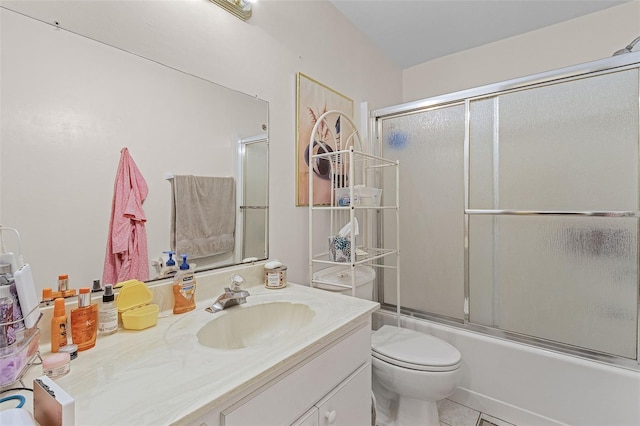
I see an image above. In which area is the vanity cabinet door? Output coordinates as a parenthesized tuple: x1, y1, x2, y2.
(316, 363, 371, 426)
(222, 324, 371, 426)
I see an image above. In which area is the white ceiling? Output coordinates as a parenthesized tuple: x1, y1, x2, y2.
(330, 0, 628, 68)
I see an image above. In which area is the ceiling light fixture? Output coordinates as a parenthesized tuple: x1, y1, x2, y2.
(210, 0, 255, 21)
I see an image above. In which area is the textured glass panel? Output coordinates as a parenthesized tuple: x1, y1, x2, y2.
(381, 104, 465, 319)
(242, 208, 267, 259)
(469, 215, 638, 359)
(244, 141, 268, 206)
(467, 215, 496, 325)
(496, 69, 639, 211)
(241, 140, 268, 260)
(469, 98, 497, 209)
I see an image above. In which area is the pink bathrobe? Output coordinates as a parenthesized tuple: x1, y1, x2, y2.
(102, 147, 149, 285)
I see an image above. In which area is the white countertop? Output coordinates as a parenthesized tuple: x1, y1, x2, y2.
(21, 283, 379, 425)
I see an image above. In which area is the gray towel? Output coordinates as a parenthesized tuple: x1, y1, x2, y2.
(171, 175, 236, 259)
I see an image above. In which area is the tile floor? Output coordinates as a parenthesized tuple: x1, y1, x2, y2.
(437, 399, 516, 426)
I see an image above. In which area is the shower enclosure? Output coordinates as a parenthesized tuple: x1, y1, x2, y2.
(374, 52, 640, 369)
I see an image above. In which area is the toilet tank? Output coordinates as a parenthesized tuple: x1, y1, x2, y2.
(312, 265, 376, 300)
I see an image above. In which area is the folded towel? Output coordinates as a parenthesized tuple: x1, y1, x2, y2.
(171, 175, 236, 259)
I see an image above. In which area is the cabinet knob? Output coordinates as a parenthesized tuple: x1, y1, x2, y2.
(325, 410, 337, 424)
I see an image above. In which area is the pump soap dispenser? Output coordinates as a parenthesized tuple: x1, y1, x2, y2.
(172, 254, 196, 314)
(161, 251, 178, 278)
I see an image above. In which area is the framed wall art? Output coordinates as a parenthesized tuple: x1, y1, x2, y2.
(296, 72, 354, 206)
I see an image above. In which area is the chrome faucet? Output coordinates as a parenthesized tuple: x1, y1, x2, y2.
(206, 274, 250, 313)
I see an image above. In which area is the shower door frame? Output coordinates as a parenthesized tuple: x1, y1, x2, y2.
(372, 52, 640, 371)
(237, 134, 269, 262)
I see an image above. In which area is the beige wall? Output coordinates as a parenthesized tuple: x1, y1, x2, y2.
(403, 1, 640, 101)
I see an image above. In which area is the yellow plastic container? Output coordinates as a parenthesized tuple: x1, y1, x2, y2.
(115, 280, 159, 330)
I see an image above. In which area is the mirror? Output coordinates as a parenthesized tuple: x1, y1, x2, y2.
(0, 8, 269, 295)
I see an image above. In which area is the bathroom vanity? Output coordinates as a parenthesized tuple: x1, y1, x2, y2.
(20, 277, 379, 425)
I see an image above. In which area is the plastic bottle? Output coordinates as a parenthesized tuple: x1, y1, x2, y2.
(58, 274, 76, 298)
(42, 288, 53, 304)
(172, 254, 196, 314)
(0, 226, 21, 275)
(98, 284, 118, 336)
(57, 274, 69, 293)
(0, 284, 15, 348)
(2, 270, 24, 331)
(162, 251, 178, 278)
(50, 297, 68, 353)
(70, 287, 98, 351)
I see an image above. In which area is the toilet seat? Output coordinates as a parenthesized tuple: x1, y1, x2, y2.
(371, 325, 461, 372)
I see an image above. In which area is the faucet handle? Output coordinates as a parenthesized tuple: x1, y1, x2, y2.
(230, 274, 245, 291)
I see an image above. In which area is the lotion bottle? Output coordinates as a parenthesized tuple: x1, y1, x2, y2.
(98, 284, 118, 336)
(71, 287, 98, 351)
(50, 297, 68, 353)
(172, 254, 196, 314)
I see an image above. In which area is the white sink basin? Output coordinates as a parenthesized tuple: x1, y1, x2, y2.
(197, 302, 316, 349)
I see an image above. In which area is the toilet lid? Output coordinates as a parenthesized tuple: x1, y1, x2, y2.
(371, 325, 461, 372)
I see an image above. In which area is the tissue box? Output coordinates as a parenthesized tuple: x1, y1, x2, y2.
(328, 236, 351, 262)
(335, 186, 382, 206)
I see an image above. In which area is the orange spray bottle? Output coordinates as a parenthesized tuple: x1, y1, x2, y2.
(50, 298, 67, 353)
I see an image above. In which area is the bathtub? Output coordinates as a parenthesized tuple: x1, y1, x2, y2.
(373, 310, 640, 426)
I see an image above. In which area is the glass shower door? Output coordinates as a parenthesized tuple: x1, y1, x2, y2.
(239, 137, 268, 260)
(381, 104, 466, 319)
(467, 68, 639, 359)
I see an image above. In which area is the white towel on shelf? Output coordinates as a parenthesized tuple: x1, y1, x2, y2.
(171, 175, 236, 259)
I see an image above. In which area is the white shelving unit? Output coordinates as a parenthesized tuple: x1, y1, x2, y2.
(308, 111, 400, 319)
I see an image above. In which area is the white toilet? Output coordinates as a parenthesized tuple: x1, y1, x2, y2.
(313, 266, 462, 426)
(371, 325, 462, 426)
(312, 265, 377, 299)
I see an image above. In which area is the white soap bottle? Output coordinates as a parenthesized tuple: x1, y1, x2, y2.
(98, 284, 118, 336)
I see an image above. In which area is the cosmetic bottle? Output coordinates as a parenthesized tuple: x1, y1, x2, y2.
(172, 254, 196, 314)
(58, 274, 76, 298)
(71, 287, 98, 351)
(2, 269, 24, 332)
(58, 274, 68, 292)
(42, 288, 53, 304)
(59, 343, 78, 361)
(0, 284, 15, 348)
(98, 284, 118, 336)
(50, 297, 68, 353)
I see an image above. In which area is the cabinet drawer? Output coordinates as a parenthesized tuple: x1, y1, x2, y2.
(316, 363, 371, 426)
(222, 324, 370, 426)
